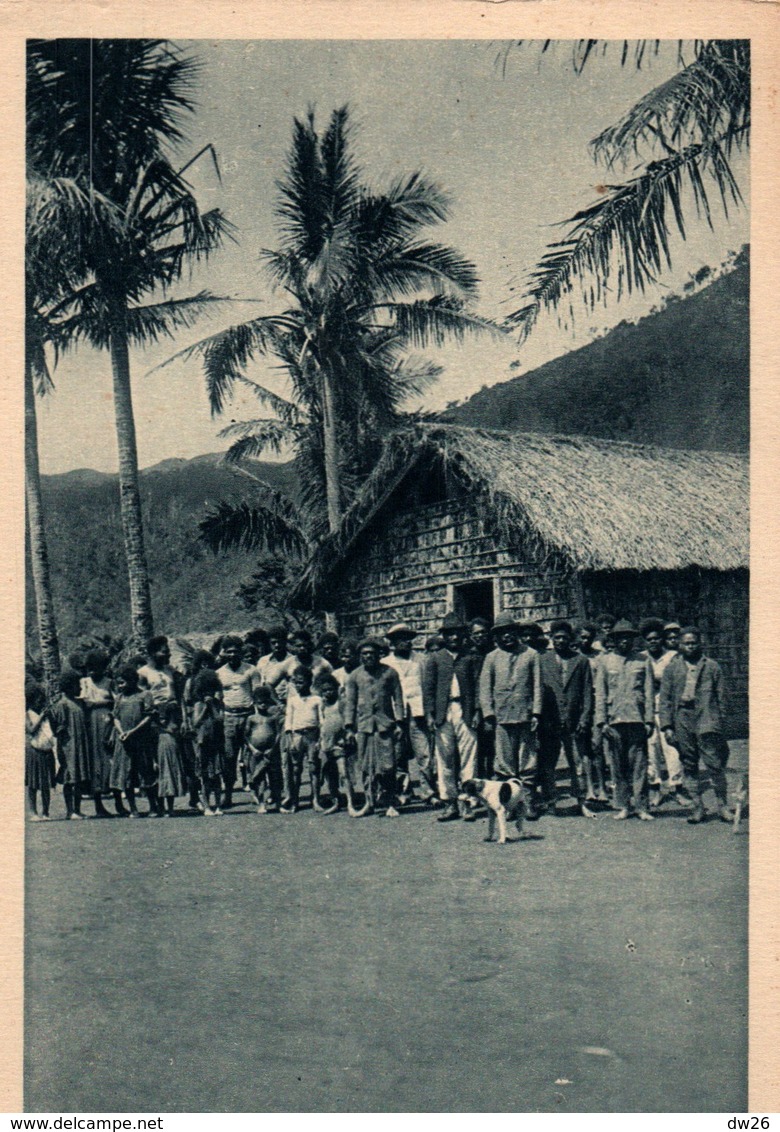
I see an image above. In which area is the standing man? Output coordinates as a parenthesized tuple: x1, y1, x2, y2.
(640, 617, 687, 809)
(216, 635, 261, 808)
(423, 612, 482, 822)
(256, 626, 292, 700)
(479, 611, 542, 817)
(344, 638, 404, 816)
(469, 617, 495, 779)
(594, 620, 655, 820)
(382, 623, 437, 806)
(659, 626, 733, 824)
(538, 621, 596, 817)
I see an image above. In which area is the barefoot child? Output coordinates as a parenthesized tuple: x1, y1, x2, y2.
(316, 674, 348, 813)
(110, 665, 156, 817)
(282, 665, 324, 812)
(25, 681, 56, 821)
(245, 686, 283, 813)
(190, 668, 225, 816)
(156, 700, 186, 816)
(50, 670, 92, 820)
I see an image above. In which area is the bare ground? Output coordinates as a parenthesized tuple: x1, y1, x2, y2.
(25, 743, 748, 1112)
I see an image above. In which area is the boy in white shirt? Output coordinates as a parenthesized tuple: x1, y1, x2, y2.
(282, 665, 324, 812)
(382, 623, 436, 805)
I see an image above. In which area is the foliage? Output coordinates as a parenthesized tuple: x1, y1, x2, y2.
(504, 40, 749, 339)
(161, 106, 502, 554)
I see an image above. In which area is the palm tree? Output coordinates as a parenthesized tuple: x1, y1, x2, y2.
(24, 173, 116, 696)
(502, 40, 750, 339)
(27, 39, 232, 646)
(163, 106, 502, 554)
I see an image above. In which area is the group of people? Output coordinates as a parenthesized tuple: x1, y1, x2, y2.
(24, 610, 734, 829)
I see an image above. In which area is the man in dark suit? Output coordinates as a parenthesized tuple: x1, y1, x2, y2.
(479, 612, 542, 815)
(423, 613, 482, 822)
(659, 626, 734, 824)
(344, 638, 404, 816)
(538, 621, 597, 817)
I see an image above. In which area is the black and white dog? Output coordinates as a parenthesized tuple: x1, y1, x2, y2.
(461, 778, 525, 844)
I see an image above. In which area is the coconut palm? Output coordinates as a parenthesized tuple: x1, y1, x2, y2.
(25, 172, 117, 695)
(503, 40, 750, 339)
(164, 106, 502, 555)
(27, 39, 232, 646)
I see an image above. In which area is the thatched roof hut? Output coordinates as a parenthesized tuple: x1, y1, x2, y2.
(293, 424, 748, 734)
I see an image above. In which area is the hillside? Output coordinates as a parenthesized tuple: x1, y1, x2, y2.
(446, 249, 749, 451)
(26, 455, 300, 655)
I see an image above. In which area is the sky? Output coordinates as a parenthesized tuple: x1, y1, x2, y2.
(35, 39, 750, 474)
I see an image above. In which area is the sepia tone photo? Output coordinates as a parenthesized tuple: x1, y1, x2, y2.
(22, 33, 751, 1113)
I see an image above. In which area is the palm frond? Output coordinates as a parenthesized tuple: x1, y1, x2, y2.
(505, 140, 743, 340)
(218, 417, 295, 460)
(124, 292, 232, 346)
(367, 242, 480, 301)
(199, 497, 308, 556)
(591, 40, 749, 168)
(151, 316, 295, 413)
(375, 296, 507, 349)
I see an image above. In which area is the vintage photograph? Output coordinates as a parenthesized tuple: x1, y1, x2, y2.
(24, 37, 749, 1112)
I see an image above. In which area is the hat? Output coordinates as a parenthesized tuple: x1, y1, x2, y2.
(493, 611, 521, 631)
(387, 622, 417, 640)
(440, 613, 465, 632)
(612, 619, 639, 636)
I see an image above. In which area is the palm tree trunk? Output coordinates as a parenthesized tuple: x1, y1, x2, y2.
(25, 355, 61, 698)
(108, 297, 154, 647)
(320, 368, 342, 532)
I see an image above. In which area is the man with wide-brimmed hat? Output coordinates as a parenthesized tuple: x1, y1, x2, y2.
(382, 623, 437, 805)
(479, 611, 542, 815)
(422, 612, 482, 821)
(594, 619, 655, 820)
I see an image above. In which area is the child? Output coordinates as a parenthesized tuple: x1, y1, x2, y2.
(49, 670, 92, 820)
(190, 668, 225, 816)
(245, 686, 283, 814)
(282, 665, 324, 812)
(316, 674, 347, 814)
(156, 701, 186, 816)
(80, 648, 115, 817)
(25, 681, 56, 821)
(110, 665, 156, 817)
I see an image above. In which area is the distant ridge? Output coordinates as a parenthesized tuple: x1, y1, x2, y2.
(445, 248, 748, 452)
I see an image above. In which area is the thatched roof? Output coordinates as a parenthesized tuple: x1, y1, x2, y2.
(293, 424, 749, 605)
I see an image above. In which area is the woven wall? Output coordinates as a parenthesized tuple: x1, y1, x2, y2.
(332, 499, 572, 640)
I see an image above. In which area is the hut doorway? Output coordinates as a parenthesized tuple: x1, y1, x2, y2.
(452, 579, 494, 626)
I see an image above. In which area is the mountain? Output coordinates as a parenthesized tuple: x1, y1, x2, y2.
(26, 455, 300, 657)
(445, 248, 749, 452)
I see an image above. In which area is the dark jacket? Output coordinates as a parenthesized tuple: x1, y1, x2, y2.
(344, 664, 403, 734)
(479, 645, 542, 724)
(422, 648, 481, 727)
(539, 650, 593, 733)
(658, 654, 726, 735)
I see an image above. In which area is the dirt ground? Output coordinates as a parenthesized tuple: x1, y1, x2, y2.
(25, 743, 748, 1113)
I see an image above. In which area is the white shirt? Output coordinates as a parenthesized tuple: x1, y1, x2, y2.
(285, 690, 324, 732)
(216, 662, 260, 710)
(382, 654, 424, 717)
